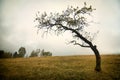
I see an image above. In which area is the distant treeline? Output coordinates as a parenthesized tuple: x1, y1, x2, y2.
(30, 49, 52, 57)
(0, 47, 52, 58)
(0, 50, 12, 58)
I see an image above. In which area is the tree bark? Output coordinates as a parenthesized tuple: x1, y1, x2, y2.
(90, 44, 101, 71)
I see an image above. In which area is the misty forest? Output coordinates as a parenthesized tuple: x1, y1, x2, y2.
(0, 0, 120, 80)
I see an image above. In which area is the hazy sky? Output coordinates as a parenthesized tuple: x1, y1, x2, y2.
(0, 0, 120, 56)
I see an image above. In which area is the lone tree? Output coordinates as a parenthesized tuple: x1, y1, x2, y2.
(18, 47, 26, 57)
(35, 2, 101, 71)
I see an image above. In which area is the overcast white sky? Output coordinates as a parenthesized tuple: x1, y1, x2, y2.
(0, 0, 120, 56)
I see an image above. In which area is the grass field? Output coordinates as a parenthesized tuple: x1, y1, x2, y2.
(0, 55, 120, 80)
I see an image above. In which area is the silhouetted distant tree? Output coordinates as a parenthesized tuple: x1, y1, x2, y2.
(30, 49, 52, 57)
(35, 2, 101, 71)
(0, 50, 4, 58)
(30, 50, 38, 57)
(0, 50, 12, 58)
(42, 52, 52, 56)
(36, 49, 41, 57)
(40, 49, 44, 56)
(13, 51, 18, 58)
(30, 49, 41, 57)
(18, 47, 26, 57)
(3, 52, 12, 58)
(41, 49, 52, 56)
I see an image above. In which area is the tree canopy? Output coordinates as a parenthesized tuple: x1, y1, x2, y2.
(35, 2, 97, 47)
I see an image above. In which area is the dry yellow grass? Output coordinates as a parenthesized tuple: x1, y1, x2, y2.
(0, 55, 120, 80)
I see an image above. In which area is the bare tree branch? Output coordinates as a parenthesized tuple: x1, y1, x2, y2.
(69, 40, 90, 48)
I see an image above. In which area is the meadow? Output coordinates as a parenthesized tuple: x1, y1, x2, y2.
(0, 55, 120, 80)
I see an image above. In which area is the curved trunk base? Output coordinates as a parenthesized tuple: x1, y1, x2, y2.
(90, 45, 101, 72)
(95, 64, 101, 72)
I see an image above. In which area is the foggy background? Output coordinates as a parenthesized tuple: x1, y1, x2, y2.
(0, 0, 120, 56)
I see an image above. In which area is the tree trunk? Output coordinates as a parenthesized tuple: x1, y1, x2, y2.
(90, 44, 101, 72)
